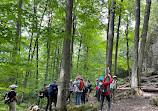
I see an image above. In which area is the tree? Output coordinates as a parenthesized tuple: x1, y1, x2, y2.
(131, 0, 140, 91)
(56, 0, 73, 110)
(125, 16, 131, 79)
(113, 0, 123, 76)
(138, 0, 151, 85)
(105, 0, 116, 76)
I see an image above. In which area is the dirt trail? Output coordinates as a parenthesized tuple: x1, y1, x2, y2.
(88, 91, 158, 111)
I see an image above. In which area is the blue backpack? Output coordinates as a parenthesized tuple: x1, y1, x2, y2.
(48, 83, 57, 95)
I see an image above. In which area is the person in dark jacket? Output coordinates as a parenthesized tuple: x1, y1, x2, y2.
(38, 88, 44, 106)
(44, 86, 49, 111)
(48, 79, 58, 111)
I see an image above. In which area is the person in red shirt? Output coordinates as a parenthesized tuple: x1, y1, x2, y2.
(100, 74, 113, 111)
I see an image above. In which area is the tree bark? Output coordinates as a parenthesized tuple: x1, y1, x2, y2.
(9, 0, 23, 84)
(45, 42, 50, 81)
(71, 15, 76, 68)
(106, 0, 111, 64)
(126, 17, 131, 80)
(131, 0, 140, 90)
(56, 46, 60, 79)
(84, 47, 89, 72)
(105, 0, 115, 76)
(76, 36, 83, 69)
(113, 0, 123, 76)
(57, 0, 73, 110)
(36, 39, 39, 87)
(138, 0, 151, 85)
(45, 12, 51, 82)
(15, 0, 23, 51)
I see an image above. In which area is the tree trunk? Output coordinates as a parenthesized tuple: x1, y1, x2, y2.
(76, 36, 83, 69)
(71, 15, 76, 68)
(23, 8, 35, 89)
(131, 0, 140, 90)
(53, 44, 57, 79)
(36, 38, 38, 86)
(56, 46, 60, 79)
(113, 0, 123, 76)
(106, 0, 110, 64)
(126, 17, 131, 80)
(57, 0, 73, 110)
(9, 0, 23, 84)
(45, 13, 51, 82)
(105, 0, 115, 76)
(84, 47, 89, 73)
(138, 0, 151, 85)
(45, 42, 50, 81)
(15, 0, 23, 51)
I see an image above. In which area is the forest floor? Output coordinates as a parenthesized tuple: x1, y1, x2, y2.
(87, 90, 158, 111)
(38, 90, 158, 111)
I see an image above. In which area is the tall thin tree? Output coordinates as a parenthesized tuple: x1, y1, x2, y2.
(57, 0, 73, 110)
(113, 0, 123, 76)
(105, 0, 116, 76)
(126, 16, 131, 79)
(131, 0, 140, 91)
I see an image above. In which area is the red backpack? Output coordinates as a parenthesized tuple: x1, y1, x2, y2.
(78, 81, 84, 90)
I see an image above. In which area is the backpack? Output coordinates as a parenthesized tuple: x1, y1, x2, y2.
(48, 83, 57, 95)
(100, 84, 107, 95)
(83, 86, 88, 93)
(3, 91, 13, 104)
(78, 81, 84, 90)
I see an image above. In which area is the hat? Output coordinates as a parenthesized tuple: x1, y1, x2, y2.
(113, 76, 117, 78)
(76, 76, 82, 80)
(10, 84, 18, 89)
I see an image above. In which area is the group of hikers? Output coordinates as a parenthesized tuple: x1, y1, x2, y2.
(4, 73, 118, 111)
(37, 77, 92, 110)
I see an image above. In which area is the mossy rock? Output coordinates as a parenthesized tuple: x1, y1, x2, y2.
(150, 96, 158, 106)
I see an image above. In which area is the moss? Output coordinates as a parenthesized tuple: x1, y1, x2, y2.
(67, 102, 99, 111)
(150, 96, 158, 106)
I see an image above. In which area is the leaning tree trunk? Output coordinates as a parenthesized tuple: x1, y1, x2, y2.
(57, 0, 73, 110)
(131, 0, 140, 91)
(138, 0, 151, 85)
(113, 0, 123, 76)
(105, 0, 115, 76)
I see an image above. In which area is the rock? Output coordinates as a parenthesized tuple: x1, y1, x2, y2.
(150, 79, 157, 83)
(143, 26, 158, 77)
(141, 77, 148, 83)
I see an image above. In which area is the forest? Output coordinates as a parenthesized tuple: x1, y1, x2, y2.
(0, 0, 158, 110)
